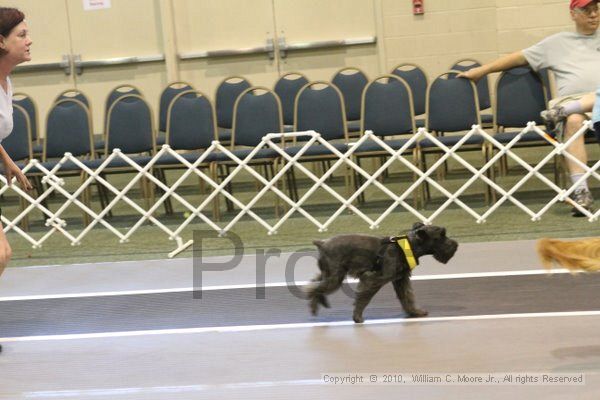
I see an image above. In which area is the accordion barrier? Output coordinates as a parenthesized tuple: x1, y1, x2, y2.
(0, 121, 597, 258)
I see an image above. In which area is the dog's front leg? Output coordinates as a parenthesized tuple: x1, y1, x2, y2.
(353, 279, 384, 323)
(392, 277, 428, 318)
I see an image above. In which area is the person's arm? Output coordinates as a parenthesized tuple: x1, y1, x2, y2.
(0, 144, 32, 190)
(457, 51, 529, 82)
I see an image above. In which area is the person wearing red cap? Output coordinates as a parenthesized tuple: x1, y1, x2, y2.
(459, 0, 600, 216)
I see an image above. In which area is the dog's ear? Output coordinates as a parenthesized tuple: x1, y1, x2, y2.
(412, 222, 425, 231)
(416, 229, 429, 241)
(413, 223, 429, 241)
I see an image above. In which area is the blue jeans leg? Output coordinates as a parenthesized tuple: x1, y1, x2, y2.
(593, 88, 600, 142)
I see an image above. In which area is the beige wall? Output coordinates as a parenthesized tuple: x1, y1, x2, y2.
(9, 0, 579, 138)
(379, 0, 573, 82)
(496, 0, 572, 54)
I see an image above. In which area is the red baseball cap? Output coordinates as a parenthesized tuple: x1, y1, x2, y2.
(570, 0, 596, 10)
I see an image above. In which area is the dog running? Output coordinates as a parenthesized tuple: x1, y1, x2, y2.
(537, 237, 600, 272)
(306, 222, 458, 323)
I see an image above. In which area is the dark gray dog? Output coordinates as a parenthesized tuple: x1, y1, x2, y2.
(307, 222, 458, 323)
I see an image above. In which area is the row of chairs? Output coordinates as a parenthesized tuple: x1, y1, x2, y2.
(8, 59, 514, 151)
(168, 64, 552, 207)
(9, 58, 549, 160)
(6, 64, 551, 217)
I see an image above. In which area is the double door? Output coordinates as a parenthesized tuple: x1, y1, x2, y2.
(11, 0, 379, 136)
(175, 0, 379, 90)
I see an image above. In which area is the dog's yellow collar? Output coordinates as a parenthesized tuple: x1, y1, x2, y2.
(395, 235, 418, 270)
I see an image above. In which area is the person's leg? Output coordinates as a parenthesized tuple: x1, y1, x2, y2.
(593, 87, 600, 139)
(541, 92, 594, 133)
(544, 94, 594, 215)
(578, 92, 596, 112)
(0, 224, 8, 354)
(563, 113, 593, 215)
(0, 221, 10, 353)
(564, 114, 589, 176)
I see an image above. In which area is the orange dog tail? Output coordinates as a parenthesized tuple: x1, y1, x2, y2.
(537, 238, 600, 272)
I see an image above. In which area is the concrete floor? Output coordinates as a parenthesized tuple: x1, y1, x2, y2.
(1, 239, 599, 399)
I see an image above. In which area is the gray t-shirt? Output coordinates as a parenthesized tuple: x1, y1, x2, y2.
(523, 31, 600, 97)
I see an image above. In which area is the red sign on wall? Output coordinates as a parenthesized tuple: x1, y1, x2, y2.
(413, 0, 424, 15)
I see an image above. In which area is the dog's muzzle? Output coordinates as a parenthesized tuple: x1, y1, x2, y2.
(433, 239, 458, 264)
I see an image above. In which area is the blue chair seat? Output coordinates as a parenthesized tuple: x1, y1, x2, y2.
(39, 159, 86, 173)
(94, 138, 106, 151)
(83, 155, 155, 170)
(415, 118, 425, 128)
(26, 159, 89, 174)
(217, 127, 232, 143)
(493, 131, 553, 144)
(155, 151, 217, 166)
(347, 120, 361, 133)
(32, 142, 43, 154)
(481, 113, 493, 124)
(214, 147, 280, 162)
(354, 139, 416, 153)
(284, 142, 349, 157)
(419, 134, 485, 149)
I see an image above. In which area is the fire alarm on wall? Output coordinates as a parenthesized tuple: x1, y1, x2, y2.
(413, 0, 424, 15)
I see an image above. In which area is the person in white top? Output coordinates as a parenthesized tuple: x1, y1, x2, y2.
(458, 0, 600, 216)
(0, 7, 34, 353)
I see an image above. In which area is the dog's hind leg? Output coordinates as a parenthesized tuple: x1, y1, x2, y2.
(316, 294, 330, 309)
(353, 280, 384, 323)
(392, 277, 427, 318)
(307, 270, 345, 316)
(307, 272, 330, 309)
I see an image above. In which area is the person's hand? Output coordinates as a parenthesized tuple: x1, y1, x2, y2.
(2, 154, 32, 191)
(0, 228, 12, 274)
(457, 66, 486, 82)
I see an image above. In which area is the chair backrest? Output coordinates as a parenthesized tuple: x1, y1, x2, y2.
(44, 99, 94, 160)
(104, 84, 142, 134)
(426, 72, 481, 132)
(494, 66, 548, 129)
(390, 63, 428, 116)
(538, 68, 553, 99)
(361, 75, 416, 137)
(215, 76, 251, 129)
(2, 103, 32, 162)
(12, 92, 38, 143)
(105, 84, 142, 113)
(273, 72, 309, 126)
(158, 81, 195, 133)
(232, 87, 283, 147)
(448, 59, 491, 110)
(294, 81, 348, 142)
(54, 89, 91, 108)
(331, 67, 369, 121)
(105, 94, 155, 155)
(166, 90, 217, 151)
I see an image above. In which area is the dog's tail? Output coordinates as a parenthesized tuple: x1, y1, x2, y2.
(537, 237, 600, 272)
